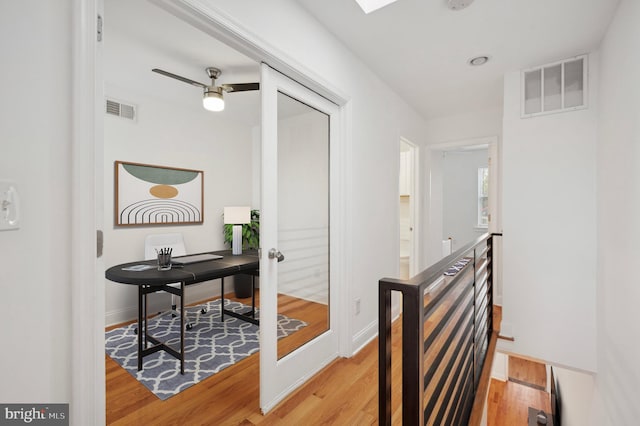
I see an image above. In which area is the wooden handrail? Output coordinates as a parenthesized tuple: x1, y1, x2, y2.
(378, 233, 502, 425)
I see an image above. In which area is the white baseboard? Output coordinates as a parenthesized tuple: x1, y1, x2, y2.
(351, 319, 378, 356)
(105, 306, 138, 327)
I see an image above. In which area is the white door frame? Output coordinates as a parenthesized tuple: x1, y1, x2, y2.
(72, 0, 105, 423)
(73, 0, 353, 421)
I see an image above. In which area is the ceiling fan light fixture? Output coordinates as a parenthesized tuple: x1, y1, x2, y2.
(153, 66, 257, 111)
(203, 88, 224, 112)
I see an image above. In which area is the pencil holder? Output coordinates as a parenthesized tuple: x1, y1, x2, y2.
(157, 248, 172, 271)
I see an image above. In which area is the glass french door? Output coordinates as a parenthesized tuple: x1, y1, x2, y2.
(259, 63, 340, 412)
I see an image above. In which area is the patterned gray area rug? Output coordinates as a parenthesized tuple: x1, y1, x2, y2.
(105, 299, 306, 400)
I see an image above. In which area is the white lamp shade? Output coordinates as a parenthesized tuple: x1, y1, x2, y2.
(224, 206, 251, 224)
(203, 90, 224, 111)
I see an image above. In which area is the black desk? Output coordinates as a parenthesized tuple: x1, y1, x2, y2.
(105, 250, 259, 374)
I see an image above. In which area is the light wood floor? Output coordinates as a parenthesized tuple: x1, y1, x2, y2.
(487, 306, 551, 426)
(487, 378, 551, 426)
(508, 356, 547, 390)
(107, 298, 542, 425)
(106, 292, 379, 425)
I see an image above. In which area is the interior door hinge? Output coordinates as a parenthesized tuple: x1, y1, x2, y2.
(97, 229, 103, 258)
(97, 14, 103, 42)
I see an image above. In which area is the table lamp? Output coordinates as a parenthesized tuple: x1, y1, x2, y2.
(224, 206, 251, 255)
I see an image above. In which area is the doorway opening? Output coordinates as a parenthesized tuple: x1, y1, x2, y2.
(399, 138, 419, 279)
(99, 0, 348, 421)
(103, 1, 263, 421)
(426, 136, 501, 299)
(441, 145, 490, 252)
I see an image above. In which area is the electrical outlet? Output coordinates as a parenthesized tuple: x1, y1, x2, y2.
(355, 298, 361, 315)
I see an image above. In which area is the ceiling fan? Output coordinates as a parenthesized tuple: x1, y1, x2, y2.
(151, 67, 260, 112)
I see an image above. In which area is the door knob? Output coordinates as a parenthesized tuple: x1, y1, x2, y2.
(268, 248, 285, 262)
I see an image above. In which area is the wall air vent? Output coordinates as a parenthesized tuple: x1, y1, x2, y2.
(521, 55, 587, 118)
(105, 98, 137, 121)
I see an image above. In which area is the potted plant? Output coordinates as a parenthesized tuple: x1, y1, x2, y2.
(223, 209, 259, 298)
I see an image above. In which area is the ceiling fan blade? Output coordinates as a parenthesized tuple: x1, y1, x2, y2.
(221, 82, 260, 93)
(152, 68, 208, 89)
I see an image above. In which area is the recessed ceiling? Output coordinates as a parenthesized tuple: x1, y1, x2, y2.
(296, 0, 619, 119)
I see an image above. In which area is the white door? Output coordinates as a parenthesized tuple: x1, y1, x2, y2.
(260, 63, 340, 413)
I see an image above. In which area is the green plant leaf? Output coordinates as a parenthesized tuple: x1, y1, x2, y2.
(222, 209, 260, 249)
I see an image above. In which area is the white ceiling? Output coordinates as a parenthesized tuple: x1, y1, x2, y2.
(106, 0, 261, 126)
(295, 0, 619, 119)
(110, 0, 619, 123)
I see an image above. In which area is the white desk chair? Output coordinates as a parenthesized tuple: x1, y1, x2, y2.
(144, 233, 198, 329)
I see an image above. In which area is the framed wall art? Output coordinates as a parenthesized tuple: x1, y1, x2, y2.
(114, 161, 204, 226)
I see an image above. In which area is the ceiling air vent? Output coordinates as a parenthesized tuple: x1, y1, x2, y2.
(105, 98, 137, 121)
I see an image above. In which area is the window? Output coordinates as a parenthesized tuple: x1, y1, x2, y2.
(477, 167, 489, 228)
(521, 55, 587, 118)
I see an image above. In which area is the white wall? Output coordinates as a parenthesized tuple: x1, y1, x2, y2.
(200, 0, 431, 349)
(500, 55, 598, 372)
(424, 108, 503, 145)
(553, 366, 595, 426)
(594, 0, 640, 423)
(103, 26, 255, 325)
(0, 1, 72, 403)
(103, 88, 254, 324)
(442, 149, 488, 251)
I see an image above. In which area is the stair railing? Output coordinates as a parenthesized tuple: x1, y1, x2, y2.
(379, 232, 501, 425)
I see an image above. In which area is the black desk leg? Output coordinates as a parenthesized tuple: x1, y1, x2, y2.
(219, 273, 259, 326)
(180, 282, 185, 374)
(221, 278, 225, 322)
(137, 286, 142, 371)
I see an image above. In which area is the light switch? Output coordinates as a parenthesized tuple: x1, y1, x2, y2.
(0, 180, 20, 231)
